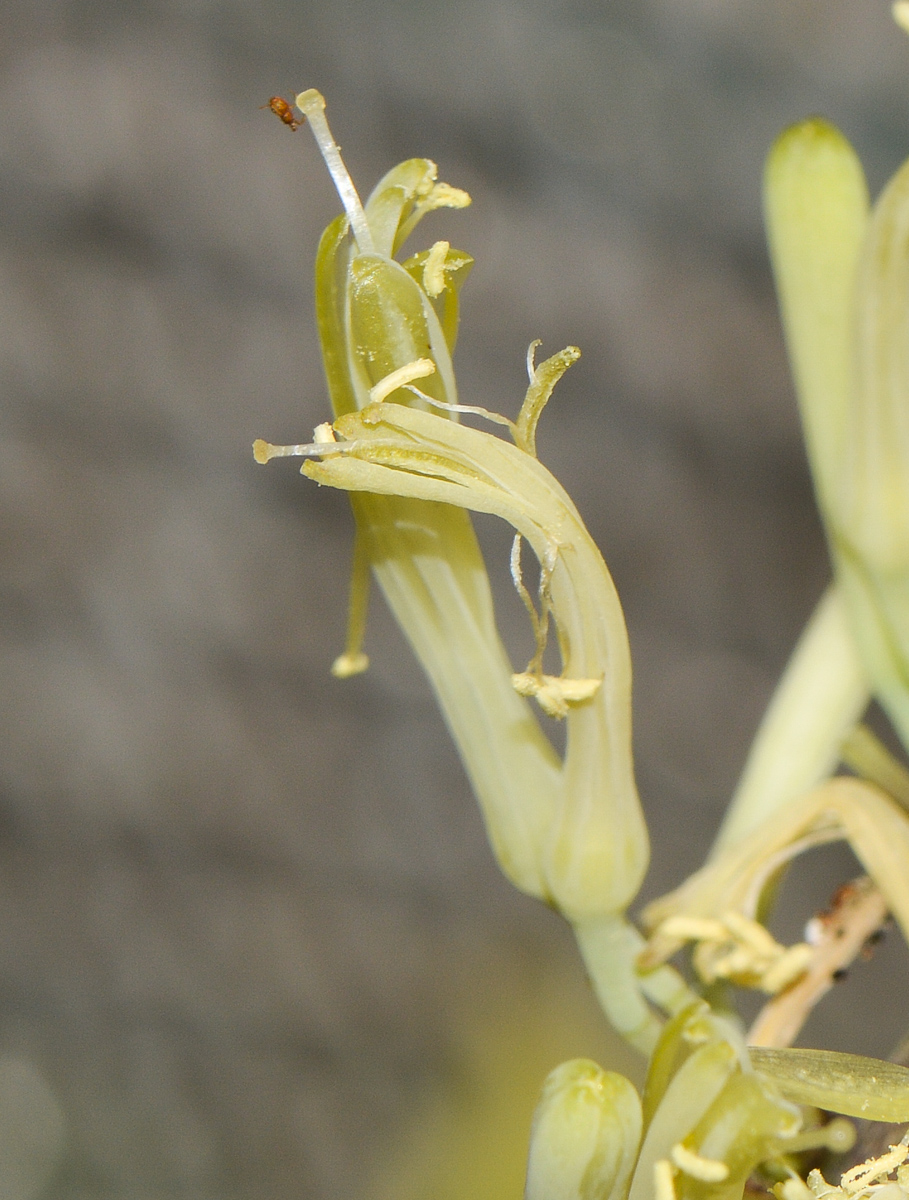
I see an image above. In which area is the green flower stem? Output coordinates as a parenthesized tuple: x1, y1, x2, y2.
(573, 915, 698, 1055)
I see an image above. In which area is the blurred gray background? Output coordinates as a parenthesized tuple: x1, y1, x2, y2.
(3, 0, 909, 1197)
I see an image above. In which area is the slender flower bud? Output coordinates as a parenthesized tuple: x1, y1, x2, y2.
(837, 154, 909, 746)
(763, 116, 909, 754)
(525, 1060, 642, 1200)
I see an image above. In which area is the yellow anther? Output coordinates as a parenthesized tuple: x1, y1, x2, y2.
(760, 943, 814, 994)
(670, 1143, 729, 1183)
(723, 910, 782, 956)
(330, 652, 369, 678)
(422, 240, 450, 298)
(368, 358, 437, 404)
(252, 438, 272, 464)
(512, 672, 601, 719)
(421, 181, 471, 211)
(655, 916, 730, 942)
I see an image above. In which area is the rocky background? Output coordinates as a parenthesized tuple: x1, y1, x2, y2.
(3, 1, 909, 1197)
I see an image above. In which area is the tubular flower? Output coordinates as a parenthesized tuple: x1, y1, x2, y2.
(279, 88, 562, 901)
(253, 90, 673, 1048)
(523, 1002, 909, 1200)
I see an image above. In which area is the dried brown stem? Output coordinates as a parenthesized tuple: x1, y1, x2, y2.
(748, 876, 888, 1049)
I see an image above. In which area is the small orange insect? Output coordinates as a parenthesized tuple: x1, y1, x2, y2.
(261, 96, 300, 131)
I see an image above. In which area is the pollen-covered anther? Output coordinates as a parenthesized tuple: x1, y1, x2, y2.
(422, 240, 450, 298)
(426, 181, 471, 209)
(647, 911, 813, 994)
(670, 1143, 730, 1183)
(368, 358, 436, 405)
(512, 671, 602, 719)
(331, 652, 369, 678)
(313, 422, 337, 444)
(838, 1135, 909, 1195)
(806, 1169, 844, 1199)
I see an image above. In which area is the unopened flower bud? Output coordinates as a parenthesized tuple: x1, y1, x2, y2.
(525, 1059, 642, 1200)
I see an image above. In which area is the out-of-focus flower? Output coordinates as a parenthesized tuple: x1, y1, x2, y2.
(751, 118, 909, 805)
(523, 1003, 908, 1200)
(641, 776, 909, 999)
(525, 1059, 641, 1200)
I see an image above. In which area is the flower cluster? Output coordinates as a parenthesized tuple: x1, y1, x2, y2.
(253, 61, 909, 1197)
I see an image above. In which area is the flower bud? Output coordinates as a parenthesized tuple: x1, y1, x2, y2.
(764, 117, 909, 751)
(836, 153, 909, 745)
(525, 1059, 642, 1200)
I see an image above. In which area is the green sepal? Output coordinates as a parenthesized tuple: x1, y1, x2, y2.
(401, 246, 474, 355)
(751, 1047, 909, 1122)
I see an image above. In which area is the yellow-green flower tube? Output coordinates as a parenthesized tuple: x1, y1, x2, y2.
(298, 396, 649, 925)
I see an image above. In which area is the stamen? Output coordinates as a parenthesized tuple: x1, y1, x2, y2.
(723, 910, 783, 955)
(512, 672, 601, 719)
(253, 438, 342, 463)
(778, 1118, 856, 1156)
(368, 358, 436, 404)
(670, 1143, 729, 1183)
(394, 178, 471, 249)
(294, 89, 375, 254)
(839, 1137, 909, 1194)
